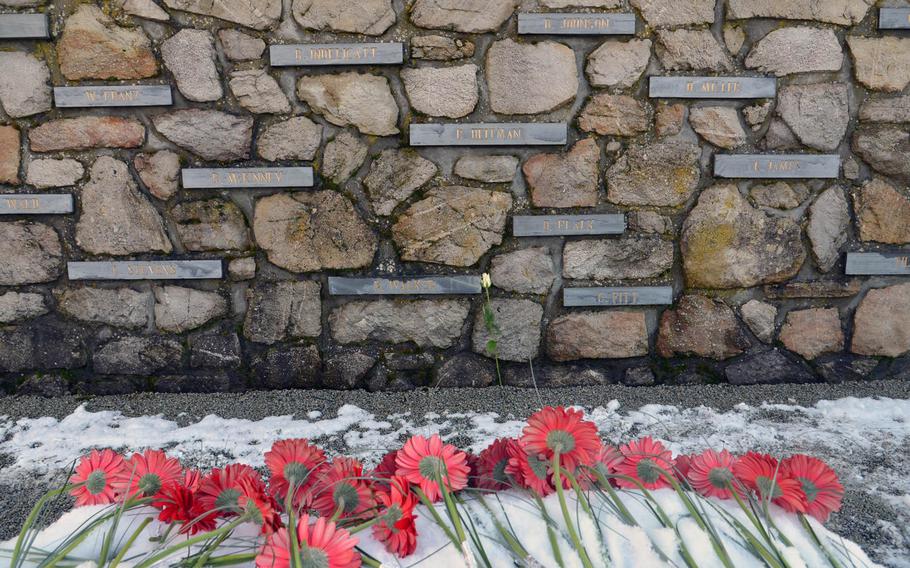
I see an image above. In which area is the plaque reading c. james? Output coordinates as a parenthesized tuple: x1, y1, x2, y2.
(846, 252, 910, 276)
(513, 214, 625, 237)
(410, 123, 568, 147)
(270, 43, 405, 67)
(182, 167, 314, 189)
(54, 86, 173, 108)
(518, 13, 635, 35)
(329, 276, 482, 296)
(564, 286, 674, 307)
(68, 260, 223, 281)
(715, 155, 840, 179)
(0, 194, 73, 215)
(0, 14, 49, 39)
(879, 8, 910, 29)
(649, 77, 776, 99)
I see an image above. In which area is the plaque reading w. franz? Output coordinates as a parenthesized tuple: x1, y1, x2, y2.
(0, 194, 73, 215)
(54, 86, 173, 108)
(182, 167, 314, 189)
(564, 286, 674, 307)
(68, 261, 223, 281)
(714, 155, 840, 179)
(518, 13, 635, 35)
(513, 214, 625, 237)
(410, 123, 568, 147)
(879, 8, 910, 29)
(270, 43, 405, 67)
(329, 276, 482, 296)
(649, 77, 776, 99)
(0, 14, 49, 39)
(845, 253, 910, 276)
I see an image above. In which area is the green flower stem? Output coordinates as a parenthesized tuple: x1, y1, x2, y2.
(287, 501, 303, 568)
(191, 529, 231, 568)
(358, 551, 383, 568)
(413, 487, 460, 548)
(108, 517, 153, 568)
(475, 495, 532, 562)
(132, 516, 248, 568)
(347, 516, 383, 535)
(196, 552, 257, 567)
(551, 453, 594, 568)
(482, 286, 503, 387)
(533, 494, 566, 568)
(799, 514, 843, 568)
(10, 485, 71, 567)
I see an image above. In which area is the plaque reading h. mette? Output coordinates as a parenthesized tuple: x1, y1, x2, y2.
(714, 155, 840, 179)
(649, 77, 776, 99)
(270, 43, 405, 67)
(68, 260, 223, 281)
(513, 214, 625, 237)
(564, 286, 674, 307)
(0, 14, 49, 39)
(410, 123, 568, 147)
(845, 252, 910, 276)
(0, 194, 74, 215)
(518, 13, 636, 35)
(182, 167, 314, 189)
(54, 86, 173, 108)
(329, 276, 482, 296)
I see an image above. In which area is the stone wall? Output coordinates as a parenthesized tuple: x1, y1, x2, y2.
(2, 0, 910, 396)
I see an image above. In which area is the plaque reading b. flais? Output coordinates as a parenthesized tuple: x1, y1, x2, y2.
(0, 14, 49, 39)
(270, 43, 405, 67)
(715, 155, 840, 179)
(518, 13, 635, 35)
(564, 286, 674, 307)
(649, 77, 776, 99)
(54, 86, 173, 108)
(880, 8, 910, 29)
(329, 276, 482, 296)
(68, 260, 223, 281)
(0, 194, 73, 215)
(513, 214, 625, 237)
(182, 167, 314, 189)
(410, 123, 568, 147)
(845, 252, 910, 276)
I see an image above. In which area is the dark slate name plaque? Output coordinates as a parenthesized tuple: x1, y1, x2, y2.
(182, 167, 314, 189)
(564, 286, 674, 307)
(649, 77, 776, 99)
(0, 194, 73, 214)
(518, 13, 635, 35)
(54, 85, 172, 108)
(68, 261, 223, 281)
(845, 253, 910, 276)
(329, 276, 482, 295)
(714, 155, 840, 179)
(270, 43, 404, 67)
(513, 214, 625, 237)
(411, 123, 568, 147)
(0, 14, 49, 39)
(880, 8, 910, 29)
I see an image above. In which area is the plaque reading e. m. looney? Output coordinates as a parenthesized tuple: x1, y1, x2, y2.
(270, 43, 405, 67)
(513, 214, 626, 237)
(182, 167, 314, 189)
(714, 155, 840, 179)
(845, 252, 910, 275)
(879, 8, 910, 29)
(54, 86, 173, 108)
(0, 194, 73, 215)
(564, 286, 674, 307)
(517, 13, 635, 35)
(649, 77, 776, 99)
(329, 276, 482, 296)
(68, 260, 223, 281)
(0, 14, 49, 39)
(410, 123, 568, 147)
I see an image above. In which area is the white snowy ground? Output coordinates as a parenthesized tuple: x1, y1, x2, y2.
(0, 396, 908, 566)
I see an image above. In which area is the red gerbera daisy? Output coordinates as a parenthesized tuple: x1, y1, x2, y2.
(256, 514, 361, 568)
(687, 449, 740, 500)
(505, 442, 554, 497)
(195, 463, 264, 520)
(372, 450, 399, 480)
(521, 407, 603, 472)
(781, 454, 844, 522)
(464, 452, 481, 488)
(475, 438, 519, 491)
(674, 454, 692, 481)
(69, 449, 128, 507)
(614, 437, 676, 490)
(183, 469, 202, 491)
(153, 484, 216, 535)
(396, 435, 469, 502)
(238, 477, 283, 535)
(733, 452, 807, 514)
(111, 449, 183, 500)
(579, 444, 624, 489)
(312, 458, 377, 521)
(373, 476, 419, 558)
(265, 439, 327, 511)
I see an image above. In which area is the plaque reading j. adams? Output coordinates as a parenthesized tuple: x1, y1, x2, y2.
(410, 123, 568, 147)
(54, 86, 173, 108)
(513, 215, 625, 237)
(182, 167, 314, 189)
(649, 77, 776, 99)
(517, 13, 635, 35)
(845, 253, 910, 276)
(328, 276, 482, 296)
(714, 155, 840, 179)
(564, 286, 674, 307)
(270, 43, 405, 67)
(68, 261, 223, 281)
(0, 194, 74, 215)
(0, 14, 49, 39)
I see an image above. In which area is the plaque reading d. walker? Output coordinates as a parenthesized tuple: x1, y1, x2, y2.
(513, 214, 625, 237)
(68, 261, 223, 281)
(880, 8, 910, 29)
(518, 13, 635, 35)
(715, 155, 840, 179)
(649, 77, 776, 99)
(270, 43, 405, 67)
(845, 252, 910, 276)
(182, 167, 314, 189)
(410, 123, 568, 147)
(564, 286, 674, 307)
(0, 14, 49, 39)
(54, 86, 173, 108)
(329, 276, 482, 296)
(0, 194, 73, 215)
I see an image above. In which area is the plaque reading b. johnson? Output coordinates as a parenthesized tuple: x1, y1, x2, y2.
(564, 286, 674, 307)
(649, 77, 776, 99)
(328, 276, 482, 295)
(517, 13, 636, 35)
(182, 168, 314, 189)
(0, 14, 49, 39)
(714, 155, 840, 179)
(410, 123, 568, 147)
(513, 215, 626, 237)
(68, 261, 223, 281)
(845, 253, 910, 276)
(270, 43, 405, 66)
(0, 194, 74, 215)
(54, 86, 173, 108)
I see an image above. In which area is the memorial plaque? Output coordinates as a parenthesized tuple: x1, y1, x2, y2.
(513, 214, 625, 237)
(0, 194, 73, 215)
(0, 14, 49, 39)
(329, 276, 482, 295)
(714, 155, 839, 179)
(410, 123, 568, 147)
(68, 260, 223, 281)
(564, 286, 674, 307)
(182, 167, 314, 189)
(270, 43, 404, 67)
(649, 77, 776, 99)
(518, 13, 635, 35)
(845, 253, 910, 276)
(54, 85, 172, 108)
(880, 8, 910, 29)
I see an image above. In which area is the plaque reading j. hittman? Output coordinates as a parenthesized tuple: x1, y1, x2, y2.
(879, 8, 910, 29)
(410, 123, 568, 147)
(0, 14, 49, 39)
(182, 168, 314, 189)
(649, 77, 776, 99)
(513, 214, 625, 237)
(270, 43, 405, 66)
(68, 261, 223, 281)
(329, 276, 482, 296)
(518, 13, 635, 35)
(715, 155, 840, 179)
(54, 86, 173, 108)
(846, 253, 910, 276)
(0, 194, 73, 215)
(564, 286, 674, 307)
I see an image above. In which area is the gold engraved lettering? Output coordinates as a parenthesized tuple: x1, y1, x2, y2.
(897, 256, 909, 269)
(126, 263, 178, 276)
(686, 82, 695, 93)
(470, 128, 523, 141)
(456, 128, 463, 140)
(596, 291, 639, 305)
(309, 46, 378, 62)
(222, 171, 284, 185)
(3, 197, 40, 210)
(753, 160, 801, 173)
(544, 18, 552, 29)
(561, 17, 609, 29)
(698, 81, 740, 94)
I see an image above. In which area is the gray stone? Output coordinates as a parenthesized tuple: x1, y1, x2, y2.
(161, 30, 222, 103)
(490, 247, 557, 294)
(324, 351, 376, 389)
(0, 222, 62, 286)
(744, 101, 772, 129)
(257, 117, 323, 162)
(411, 0, 518, 33)
(726, 348, 815, 385)
(364, 149, 437, 216)
(292, 0, 395, 35)
(435, 353, 497, 388)
(26, 159, 84, 189)
(547, 311, 649, 361)
(623, 367, 656, 386)
(852, 284, 910, 357)
(607, 140, 701, 207)
(808, 187, 850, 272)
(297, 73, 399, 136)
(859, 96, 910, 123)
(728, 0, 873, 25)
(779, 308, 844, 360)
(852, 177, 910, 245)
(656, 29, 732, 72)
(119, 0, 170, 21)
(741, 299, 777, 343)
(412, 35, 475, 61)
(578, 94, 652, 137)
(322, 131, 368, 185)
(852, 127, 910, 184)
(0, 125, 17, 184)
(628, 211, 674, 235)
(848, 37, 910, 92)
(486, 39, 578, 115)
(134, 151, 181, 201)
(330, 300, 470, 348)
(228, 257, 256, 281)
(586, 39, 651, 89)
(153, 110, 253, 161)
(155, 374, 232, 394)
(750, 182, 809, 210)
(30, 117, 145, 152)
(189, 333, 242, 369)
(154, 286, 227, 333)
(657, 295, 751, 360)
(94, 336, 183, 375)
(163, 0, 281, 30)
(778, 83, 849, 151)
(17, 374, 71, 398)
(472, 299, 543, 362)
(763, 119, 801, 150)
(76, 157, 172, 256)
(219, 29, 265, 61)
(57, 287, 150, 329)
(0, 52, 51, 118)
(656, 103, 686, 137)
(689, 106, 747, 149)
(816, 355, 879, 384)
(525, 138, 600, 208)
(724, 25, 745, 55)
(393, 186, 512, 267)
(629, 0, 715, 27)
(243, 281, 322, 344)
(401, 64, 478, 119)
(229, 68, 290, 114)
(563, 237, 674, 281)
(0, 321, 87, 373)
(252, 345, 321, 390)
(171, 199, 250, 252)
(764, 280, 863, 299)
(454, 155, 518, 183)
(0, 292, 47, 324)
(746, 28, 843, 77)
(57, 5, 157, 81)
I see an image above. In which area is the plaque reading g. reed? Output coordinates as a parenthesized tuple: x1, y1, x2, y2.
(879, 8, 910, 29)
(0, 14, 49, 39)
(68, 260, 223, 281)
(715, 155, 840, 179)
(846, 253, 910, 276)
(54, 85, 173, 108)
(518, 13, 635, 35)
(410, 123, 568, 147)
(649, 77, 776, 99)
(182, 167, 314, 189)
(329, 276, 482, 296)
(0, 194, 73, 215)
(513, 214, 625, 237)
(270, 43, 405, 67)
(564, 286, 674, 307)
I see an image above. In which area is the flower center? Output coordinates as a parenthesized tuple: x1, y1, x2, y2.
(636, 459, 661, 484)
(333, 482, 360, 514)
(492, 459, 510, 485)
(300, 546, 329, 568)
(756, 476, 783, 499)
(708, 467, 734, 489)
(138, 473, 162, 496)
(86, 470, 107, 495)
(546, 430, 577, 454)
(284, 462, 310, 486)
(215, 488, 243, 513)
(384, 504, 403, 531)
(527, 454, 549, 481)
(418, 456, 445, 481)
(798, 477, 820, 503)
